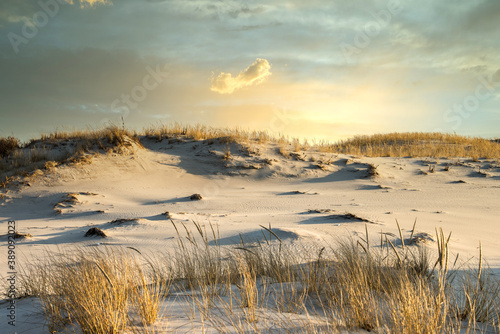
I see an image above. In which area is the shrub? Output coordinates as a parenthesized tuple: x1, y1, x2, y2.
(0, 136, 20, 158)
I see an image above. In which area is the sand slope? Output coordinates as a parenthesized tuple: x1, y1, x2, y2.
(2, 138, 499, 266)
(1, 137, 499, 332)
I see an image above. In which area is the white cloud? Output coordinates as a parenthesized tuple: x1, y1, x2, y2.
(211, 58, 271, 94)
(74, 0, 112, 8)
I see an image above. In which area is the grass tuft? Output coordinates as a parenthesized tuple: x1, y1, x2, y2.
(12, 222, 500, 333)
(0, 137, 20, 158)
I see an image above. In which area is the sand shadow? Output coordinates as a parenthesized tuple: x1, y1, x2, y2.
(208, 228, 299, 246)
(143, 197, 193, 205)
(303, 168, 366, 183)
(9, 226, 95, 246)
(357, 184, 390, 191)
(276, 190, 318, 196)
(299, 213, 375, 225)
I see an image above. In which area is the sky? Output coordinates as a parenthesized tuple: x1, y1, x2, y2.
(0, 0, 499, 142)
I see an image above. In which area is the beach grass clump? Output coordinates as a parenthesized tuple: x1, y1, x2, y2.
(320, 234, 450, 333)
(454, 245, 500, 327)
(130, 266, 163, 325)
(0, 126, 140, 189)
(319, 132, 500, 159)
(31, 248, 132, 333)
(18, 247, 167, 334)
(170, 220, 235, 293)
(143, 123, 273, 145)
(142, 126, 500, 159)
(13, 222, 500, 333)
(0, 137, 20, 158)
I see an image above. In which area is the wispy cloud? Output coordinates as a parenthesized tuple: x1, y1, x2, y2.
(211, 58, 271, 94)
(73, 0, 112, 8)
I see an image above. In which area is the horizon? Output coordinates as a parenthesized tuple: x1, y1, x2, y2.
(5, 123, 500, 146)
(1, 0, 500, 142)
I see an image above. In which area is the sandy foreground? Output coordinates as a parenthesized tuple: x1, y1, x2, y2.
(1, 137, 499, 333)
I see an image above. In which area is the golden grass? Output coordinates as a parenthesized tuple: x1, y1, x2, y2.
(134, 125, 500, 159)
(278, 145, 291, 158)
(144, 123, 273, 144)
(2, 125, 499, 166)
(0, 126, 140, 188)
(235, 259, 261, 325)
(222, 146, 232, 161)
(131, 270, 162, 325)
(320, 132, 500, 159)
(2, 124, 499, 190)
(18, 247, 167, 333)
(13, 222, 500, 333)
(0, 137, 20, 158)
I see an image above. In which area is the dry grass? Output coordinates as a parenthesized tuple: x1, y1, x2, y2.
(322, 235, 451, 332)
(18, 247, 167, 333)
(366, 163, 379, 177)
(319, 132, 500, 159)
(142, 126, 497, 160)
(170, 220, 234, 294)
(143, 123, 273, 144)
(222, 146, 232, 161)
(279, 145, 290, 158)
(184, 221, 498, 333)
(455, 245, 500, 327)
(34, 126, 137, 145)
(0, 137, 20, 158)
(235, 260, 261, 324)
(10, 231, 33, 239)
(386, 272, 449, 333)
(0, 126, 139, 189)
(292, 138, 306, 153)
(131, 268, 163, 325)
(2, 125, 499, 191)
(13, 221, 500, 333)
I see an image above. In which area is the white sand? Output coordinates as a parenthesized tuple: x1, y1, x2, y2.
(1, 137, 499, 332)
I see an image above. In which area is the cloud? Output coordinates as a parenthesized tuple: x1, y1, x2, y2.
(70, 0, 112, 8)
(211, 58, 271, 94)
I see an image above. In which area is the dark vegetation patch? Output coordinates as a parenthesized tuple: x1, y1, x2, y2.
(84, 227, 107, 238)
(366, 164, 379, 177)
(0, 137, 20, 158)
(9, 232, 33, 239)
(190, 194, 203, 200)
(306, 209, 335, 214)
(329, 212, 375, 224)
(108, 218, 137, 225)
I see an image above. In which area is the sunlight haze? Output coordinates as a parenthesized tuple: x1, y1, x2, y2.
(1, 0, 499, 141)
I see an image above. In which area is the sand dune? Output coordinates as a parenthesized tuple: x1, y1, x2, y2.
(2, 136, 499, 265)
(1, 133, 499, 332)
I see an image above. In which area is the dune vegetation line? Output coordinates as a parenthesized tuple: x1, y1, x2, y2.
(10, 222, 500, 333)
(1, 123, 499, 189)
